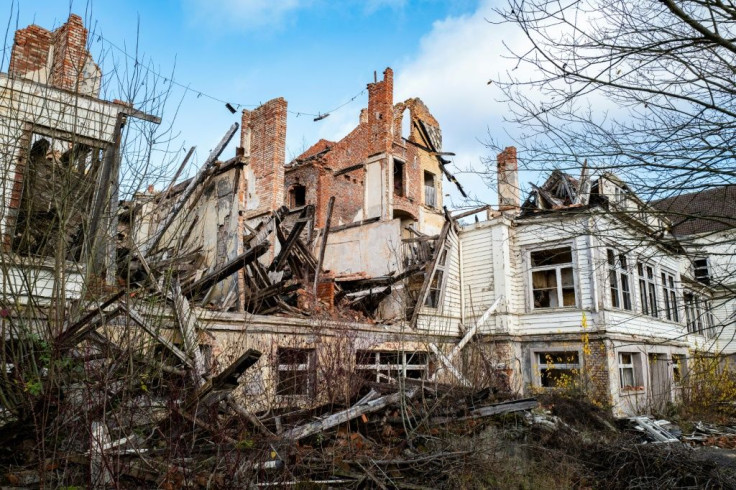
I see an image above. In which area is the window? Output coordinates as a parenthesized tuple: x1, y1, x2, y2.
(661, 271, 679, 321)
(425, 247, 448, 308)
(618, 352, 642, 389)
(393, 159, 405, 197)
(684, 292, 714, 337)
(637, 262, 658, 317)
(536, 351, 580, 387)
(672, 354, 685, 384)
(693, 258, 710, 285)
(607, 249, 632, 310)
(276, 347, 316, 396)
(289, 185, 306, 208)
(530, 246, 576, 309)
(355, 350, 429, 382)
(424, 171, 436, 208)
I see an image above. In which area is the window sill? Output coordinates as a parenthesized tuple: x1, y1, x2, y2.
(528, 306, 580, 314)
(620, 386, 645, 395)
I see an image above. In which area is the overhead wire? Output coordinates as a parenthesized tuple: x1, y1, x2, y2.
(92, 32, 366, 119)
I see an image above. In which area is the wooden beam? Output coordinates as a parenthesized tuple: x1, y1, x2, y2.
(160, 146, 195, 203)
(448, 296, 503, 362)
(451, 205, 491, 221)
(430, 398, 538, 424)
(410, 220, 451, 328)
(281, 388, 417, 441)
(428, 343, 470, 387)
(170, 280, 207, 385)
(119, 303, 193, 368)
(269, 210, 308, 272)
(313, 196, 335, 295)
(146, 123, 238, 254)
(182, 241, 269, 297)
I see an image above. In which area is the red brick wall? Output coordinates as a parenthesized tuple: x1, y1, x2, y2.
(9, 25, 52, 79)
(9, 14, 96, 95)
(244, 97, 288, 214)
(49, 14, 90, 93)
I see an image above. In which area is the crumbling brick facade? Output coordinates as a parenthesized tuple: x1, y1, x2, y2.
(9, 14, 101, 96)
(282, 68, 446, 231)
(241, 98, 288, 218)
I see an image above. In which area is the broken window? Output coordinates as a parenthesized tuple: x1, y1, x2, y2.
(693, 258, 710, 285)
(11, 132, 104, 258)
(424, 171, 436, 208)
(425, 246, 448, 308)
(355, 350, 429, 383)
(276, 347, 316, 397)
(661, 271, 679, 321)
(393, 159, 405, 197)
(684, 292, 714, 337)
(607, 249, 632, 310)
(536, 351, 580, 387)
(529, 246, 575, 309)
(618, 352, 642, 389)
(637, 262, 658, 317)
(289, 185, 306, 208)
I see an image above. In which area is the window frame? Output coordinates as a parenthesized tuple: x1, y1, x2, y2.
(275, 347, 316, 398)
(532, 350, 582, 388)
(527, 244, 577, 310)
(618, 352, 643, 391)
(355, 350, 430, 383)
(660, 270, 679, 322)
(637, 262, 658, 318)
(693, 257, 710, 285)
(607, 249, 632, 311)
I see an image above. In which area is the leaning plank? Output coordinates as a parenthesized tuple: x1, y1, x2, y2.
(146, 123, 238, 255)
(57, 290, 125, 347)
(428, 344, 470, 387)
(430, 398, 539, 424)
(269, 211, 308, 272)
(171, 280, 207, 385)
(184, 349, 261, 410)
(119, 303, 193, 368)
(410, 220, 451, 327)
(182, 241, 269, 297)
(447, 296, 503, 363)
(281, 388, 418, 441)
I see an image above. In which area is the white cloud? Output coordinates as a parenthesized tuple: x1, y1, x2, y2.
(395, 0, 531, 205)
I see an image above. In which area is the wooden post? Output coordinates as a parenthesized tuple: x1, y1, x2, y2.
(313, 196, 335, 295)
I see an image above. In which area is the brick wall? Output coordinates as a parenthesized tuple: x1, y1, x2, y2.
(9, 14, 100, 96)
(243, 98, 288, 215)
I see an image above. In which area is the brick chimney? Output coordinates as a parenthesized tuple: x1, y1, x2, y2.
(366, 68, 394, 153)
(242, 97, 288, 213)
(497, 146, 520, 213)
(9, 14, 101, 96)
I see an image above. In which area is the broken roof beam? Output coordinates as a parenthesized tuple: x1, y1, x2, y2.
(182, 241, 269, 298)
(171, 280, 208, 385)
(145, 123, 238, 255)
(281, 387, 418, 441)
(451, 205, 492, 221)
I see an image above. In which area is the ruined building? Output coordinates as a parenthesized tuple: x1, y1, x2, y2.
(1, 15, 734, 427)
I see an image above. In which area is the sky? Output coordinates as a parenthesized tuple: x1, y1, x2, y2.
(1, 0, 531, 208)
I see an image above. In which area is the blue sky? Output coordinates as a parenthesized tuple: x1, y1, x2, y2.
(2, 0, 529, 207)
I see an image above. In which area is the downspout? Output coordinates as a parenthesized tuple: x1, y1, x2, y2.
(459, 233, 465, 326)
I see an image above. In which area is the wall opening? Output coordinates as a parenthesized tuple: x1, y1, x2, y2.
(393, 159, 405, 197)
(289, 184, 306, 208)
(10, 132, 103, 259)
(424, 171, 436, 208)
(401, 108, 411, 141)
